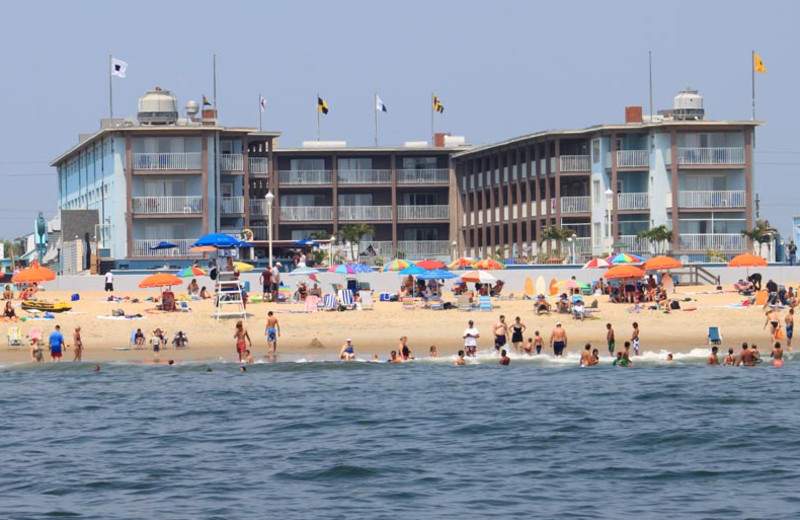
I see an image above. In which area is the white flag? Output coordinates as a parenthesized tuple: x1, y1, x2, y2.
(111, 57, 128, 78)
(376, 94, 387, 113)
(259, 96, 266, 112)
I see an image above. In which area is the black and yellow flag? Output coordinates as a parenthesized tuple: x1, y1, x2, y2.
(433, 94, 444, 113)
(202, 95, 212, 106)
(754, 52, 766, 74)
(318, 96, 329, 114)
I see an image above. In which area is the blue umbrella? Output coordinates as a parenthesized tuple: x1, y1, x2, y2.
(348, 263, 372, 273)
(193, 233, 252, 249)
(399, 265, 427, 276)
(149, 241, 177, 250)
(294, 238, 320, 247)
(416, 269, 459, 280)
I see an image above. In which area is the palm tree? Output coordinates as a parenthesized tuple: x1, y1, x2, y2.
(338, 223, 375, 261)
(539, 226, 574, 257)
(637, 225, 673, 255)
(741, 220, 778, 257)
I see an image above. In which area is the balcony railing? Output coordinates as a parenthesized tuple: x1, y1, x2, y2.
(132, 153, 202, 171)
(678, 190, 746, 208)
(250, 199, 267, 215)
(220, 196, 244, 214)
(397, 240, 451, 259)
(615, 150, 649, 168)
(250, 157, 269, 176)
(339, 206, 392, 221)
(617, 192, 650, 211)
(678, 233, 746, 252)
(278, 170, 332, 185)
(559, 155, 590, 172)
(131, 196, 203, 214)
(338, 169, 391, 184)
(676, 147, 745, 166)
(220, 153, 243, 171)
(132, 238, 198, 257)
(617, 235, 651, 253)
(280, 206, 333, 221)
(397, 168, 450, 184)
(397, 205, 449, 220)
(560, 196, 590, 214)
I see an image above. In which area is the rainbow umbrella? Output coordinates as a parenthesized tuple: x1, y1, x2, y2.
(610, 253, 644, 265)
(449, 257, 477, 269)
(328, 264, 357, 274)
(381, 259, 411, 272)
(178, 266, 206, 278)
(474, 258, 505, 270)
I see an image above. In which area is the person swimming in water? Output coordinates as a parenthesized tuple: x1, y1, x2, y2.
(454, 350, 466, 366)
(771, 341, 784, 367)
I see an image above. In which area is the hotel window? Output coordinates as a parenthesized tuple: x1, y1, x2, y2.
(593, 180, 600, 204)
(402, 157, 437, 169)
(403, 193, 437, 205)
(280, 194, 325, 207)
(403, 228, 439, 240)
(290, 158, 325, 171)
(338, 158, 372, 171)
(592, 139, 600, 163)
(338, 193, 373, 206)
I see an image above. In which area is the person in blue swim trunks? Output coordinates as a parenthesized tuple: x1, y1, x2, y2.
(265, 311, 280, 356)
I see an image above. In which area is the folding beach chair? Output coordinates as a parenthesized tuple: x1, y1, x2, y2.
(457, 295, 472, 311)
(6, 326, 22, 347)
(322, 293, 338, 311)
(402, 297, 416, 310)
(427, 295, 444, 310)
(708, 326, 722, 346)
(179, 301, 192, 312)
(338, 289, 356, 310)
(358, 290, 374, 310)
(478, 295, 493, 312)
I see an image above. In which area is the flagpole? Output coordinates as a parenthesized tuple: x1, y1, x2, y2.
(374, 93, 378, 147)
(648, 50, 654, 121)
(213, 53, 218, 113)
(108, 54, 114, 122)
(258, 92, 262, 132)
(431, 92, 434, 145)
(317, 93, 321, 141)
(751, 50, 756, 121)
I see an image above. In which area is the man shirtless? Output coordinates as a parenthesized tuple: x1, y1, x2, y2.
(785, 309, 794, 350)
(735, 342, 757, 366)
(265, 311, 281, 356)
(707, 346, 720, 365)
(631, 322, 641, 356)
(493, 315, 509, 352)
(550, 322, 567, 357)
(771, 341, 784, 367)
(580, 344, 593, 366)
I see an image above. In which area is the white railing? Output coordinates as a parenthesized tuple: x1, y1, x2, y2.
(131, 196, 203, 214)
(338, 169, 391, 184)
(280, 206, 333, 221)
(678, 233, 746, 251)
(617, 235, 651, 253)
(397, 168, 450, 184)
(574, 237, 591, 254)
(676, 147, 745, 165)
(132, 238, 198, 257)
(560, 196, 590, 213)
(132, 153, 202, 170)
(338, 206, 392, 221)
(358, 241, 395, 258)
(220, 196, 244, 214)
(617, 192, 650, 211)
(250, 157, 269, 175)
(220, 154, 243, 171)
(397, 240, 451, 259)
(397, 205, 450, 220)
(278, 170, 332, 185)
(559, 155, 590, 172)
(250, 199, 267, 215)
(616, 150, 649, 168)
(678, 190, 746, 208)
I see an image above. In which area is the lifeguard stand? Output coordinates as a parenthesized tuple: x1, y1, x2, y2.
(214, 254, 246, 321)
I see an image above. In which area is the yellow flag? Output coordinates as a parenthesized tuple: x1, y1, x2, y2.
(754, 52, 766, 74)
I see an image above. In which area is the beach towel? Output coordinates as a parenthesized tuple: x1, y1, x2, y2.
(97, 315, 146, 320)
(305, 295, 319, 312)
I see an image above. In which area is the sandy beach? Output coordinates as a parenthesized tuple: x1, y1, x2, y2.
(0, 282, 789, 364)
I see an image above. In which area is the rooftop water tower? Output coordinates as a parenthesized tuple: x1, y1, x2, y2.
(672, 87, 705, 121)
(137, 87, 179, 125)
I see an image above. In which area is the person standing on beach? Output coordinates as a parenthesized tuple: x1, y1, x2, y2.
(736, 342, 757, 366)
(104, 271, 114, 292)
(234, 320, 252, 362)
(771, 342, 784, 367)
(260, 266, 272, 302)
(463, 320, 480, 357)
(785, 309, 794, 350)
(265, 311, 280, 356)
(533, 331, 544, 355)
(72, 326, 83, 362)
(606, 323, 615, 356)
(510, 316, 526, 354)
(49, 325, 65, 363)
(271, 262, 282, 302)
(493, 315, 509, 353)
(550, 322, 567, 357)
(631, 322, 641, 356)
(707, 346, 720, 365)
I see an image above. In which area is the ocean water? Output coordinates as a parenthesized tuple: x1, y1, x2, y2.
(1, 351, 799, 519)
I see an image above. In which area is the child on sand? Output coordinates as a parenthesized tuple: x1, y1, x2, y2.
(234, 321, 252, 362)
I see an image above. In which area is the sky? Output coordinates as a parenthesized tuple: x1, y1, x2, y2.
(0, 0, 797, 239)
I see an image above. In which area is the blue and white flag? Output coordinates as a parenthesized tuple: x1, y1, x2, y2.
(111, 57, 128, 78)
(375, 94, 387, 113)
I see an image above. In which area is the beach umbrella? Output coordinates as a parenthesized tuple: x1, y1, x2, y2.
(193, 233, 252, 249)
(473, 258, 505, 270)
(148, 241, 177, 251)
(415, 259, 447, 270)
(178, 266, 206, 278)
(381, 259, 411, 272)
(727, 253, 767, 268)
(293, 238, 320, 247)
(603, 265, 645, 279)
(188, 245, 217, 253)
(459, 270, 497, 283)
(12, 260, 56, 284)
(449, 257, 477, 269)
(138, 273, 183, 288)
(416, 269, 459, 280)
(610, 253, 644, 264)
(643, 256, 683, 271)
(290, 266, 321, 282)
(399, 265, 427, 276)
(233, 262, 254, 273)
(582, 257, 612, 269)
(348, 263, 372, 274)
(328, 264, 357, 274)
(557, 279, 580, 290)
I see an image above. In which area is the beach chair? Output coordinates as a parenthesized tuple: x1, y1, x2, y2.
(427, 295, 444, 310)
(338, 289, 356, 310)
(478, 295, 493, 312)
(129, 330, 145, 350)
(754, 290, 768, 307)
(7, 326, 22, 347)
(27, 327, 43, 346)
(322, 293, 338, 311)
(172, 331, 189, 349)
(708, 327, 722, 345)
(305, 295, 319, 312)
(402, 297, 416, 310)
(457, 295, 473, 311)
(358, 290, 374, 310)
(179, 301, 192, 312)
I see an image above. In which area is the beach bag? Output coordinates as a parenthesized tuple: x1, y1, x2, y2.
(777, 327, 785, 340)
(670, 300, 680, 310)
(71, 294, 80, 301)
(112, 308, 124, 317)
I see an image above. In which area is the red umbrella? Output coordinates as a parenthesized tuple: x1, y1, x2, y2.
(582, 257, 612, 269)
(415, 259, 447, 270)
(12, 260, 56, 283)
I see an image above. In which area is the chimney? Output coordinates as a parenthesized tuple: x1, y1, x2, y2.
(625, 106, 643, 124)
(434, 132, 450, 147)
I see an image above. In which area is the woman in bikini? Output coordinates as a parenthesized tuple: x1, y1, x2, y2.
(72, 326, 83, 362)
(510, 316, 526, 354)
(233, 320, 252, 362)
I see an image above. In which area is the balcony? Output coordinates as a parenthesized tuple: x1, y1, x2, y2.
(617, 235, 651, 254)
(131, 196, 203, 215)
(678, 190, 746, 208)
(613, 150, 649, 168)
(250, 199, 267, 215)
(132, 238, 198, 257)
(339, 206, 392, 221)
(675, 147, 745, 166)
(617, 192, 650, 211)
(397, 205, 449, 220)
(278, 170, 332, 185)
(132, 153, 202, 171)
(280, 206, 333, 221)
(220, 153, 243, 172)
(678, 233, 746, 252)
(559, 155, 590, 172)
(397, 168, 449, 184)
(250, 157, 269, 176)
(338, 169, 391, 185)
(560, 196, 589, 214)
(220, 196, 244, 214)
(397, 240, 451, 259)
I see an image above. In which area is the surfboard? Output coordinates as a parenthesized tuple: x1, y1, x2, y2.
(535, 276, 546, 297)
(662, 274, 674, 294)
(549, 278, 558, 296)
(524, 277, 535, 299)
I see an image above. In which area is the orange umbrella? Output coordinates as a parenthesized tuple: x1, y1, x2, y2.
(449, 257, 477, 269)
(603, 265, 645, 279)
(139, 273, 183, 288)
(473, 259, 505, 270)
(189, 245, 217, 253)
(643, 256, 683, 271)
(12, 260, 56, 284)
(728, 253, 767, 268)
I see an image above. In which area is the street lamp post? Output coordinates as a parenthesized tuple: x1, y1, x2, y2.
(569, 234, 577, 264)
(604, 188, 614, 256)
(451, 240, 457, 261)
(265, 191, 275, 268)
